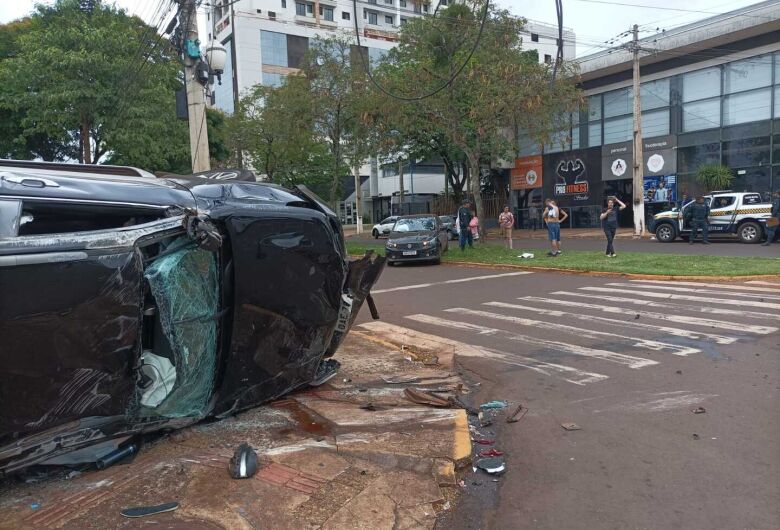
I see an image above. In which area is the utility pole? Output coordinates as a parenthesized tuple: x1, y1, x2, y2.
(398, 159, 405, 215)
(353, 166, 363, 233)
(181, 0, 210, 173)
(630, 24, 645, 237)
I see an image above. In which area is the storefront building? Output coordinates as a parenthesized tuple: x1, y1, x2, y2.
(514, 1, 780, 227)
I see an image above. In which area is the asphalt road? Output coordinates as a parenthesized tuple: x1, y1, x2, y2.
(351, 233, 780, 258)
(356, 264, 780, 530)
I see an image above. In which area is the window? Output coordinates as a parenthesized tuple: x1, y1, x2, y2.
(342, 11, 350, 20)
(263, 72, 286, 87)
(588, 94, 601, 121)
(603, 115, 632, 144)
(722, 88, 772, 126)
(281, 0, 286, 7)
(368, 0, 377, 3)
(711, 196, 736, 209)
(323, 6, 334, 20)
(775, 86, 780, 118)
(641, 78, 670, 111)
(423, 4, 429, 12)
(642, 109, 669, 138)
(682, 67, 720, 102)
(544, 54, 551, 64)
(385, 15, 393, 24)
(261, 30, 288, 67)
(743, 194, 762, 205)
(295, 2, 306, 15)
(400, 17, 407, 24)
(268, 10, 276, 19)
(400, 0, 406, 6)
(604, 88, 631, 118)
(531, 33, 539, 42)
(385, 0, 393, 4)
(440, 0, 448, 4)
(368, 11, 377, 24)
(722, 137, 770, 168)
(724, 55, 772, 94)
(306, 3, 313, 13)
(588, 122, 602, 147)
(682, 98, 720, 132)
(677, 143, 719, 173)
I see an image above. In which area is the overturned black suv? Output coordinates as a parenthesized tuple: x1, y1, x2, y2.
(0, 160, 385, 475)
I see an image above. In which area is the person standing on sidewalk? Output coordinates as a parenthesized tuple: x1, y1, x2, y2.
(686, 195, 711, 244)
(762, 190, 780, 246)
(543, 199, 567, 257)
(498, 206, 515, 249)
(599, 196, 627, 257)
(457, 201, 474, 250)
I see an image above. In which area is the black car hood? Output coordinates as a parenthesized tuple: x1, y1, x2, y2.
(388, 231, 436, 243)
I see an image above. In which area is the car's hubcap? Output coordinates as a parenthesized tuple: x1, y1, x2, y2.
(659, 226, 671, 240)
(743, 226, 757, 240)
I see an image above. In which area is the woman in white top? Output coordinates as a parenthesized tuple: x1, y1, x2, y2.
(543, 199, 568, 257)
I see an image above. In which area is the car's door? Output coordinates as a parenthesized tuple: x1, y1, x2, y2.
(707, 194, 738, 234)
(380, 217, 397, 234)
(681, 197, 712, 231)
(0, 204, 186, 445)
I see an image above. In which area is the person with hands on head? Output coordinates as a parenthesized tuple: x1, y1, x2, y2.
(599, 195, 627, 257)
(498, 206, 515, 249)
(543, 198, 567, 257)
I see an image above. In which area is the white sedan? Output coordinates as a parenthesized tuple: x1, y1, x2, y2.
(372, 216, 399, 238)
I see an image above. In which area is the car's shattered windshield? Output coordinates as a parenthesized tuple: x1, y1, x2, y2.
(393, 217, 436, 232)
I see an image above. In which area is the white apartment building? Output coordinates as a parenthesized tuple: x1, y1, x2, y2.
(207, 0, 575, 222)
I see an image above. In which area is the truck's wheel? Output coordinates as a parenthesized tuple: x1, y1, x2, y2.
(655, 223, 676, 243)
(738, 222, 762, 244)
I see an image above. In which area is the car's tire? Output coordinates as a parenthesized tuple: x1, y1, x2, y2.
(432, 257, 441, 265)
(372, 229, 379, 239)
(738, 221, 762, 244)
(655, 223, 676, 243)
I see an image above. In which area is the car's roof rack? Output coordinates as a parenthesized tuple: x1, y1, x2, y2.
(710, 190, 734, 194)
(0, 159, 154, 178)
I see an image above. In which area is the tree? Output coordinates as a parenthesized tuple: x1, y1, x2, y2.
(376, 2, 581, 231)
(0, 0, 194, 173)
(696, 164, 734, 192)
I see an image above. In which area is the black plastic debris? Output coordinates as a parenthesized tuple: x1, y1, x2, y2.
(476, 457, 506, 475)
(228, 443, 258, 479)
(121, 502, 180, 518)
(691, 407, 706, 414)
(692, 433, 700, 440)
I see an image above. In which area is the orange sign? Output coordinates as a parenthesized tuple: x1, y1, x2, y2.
(511, 155, 543, 190)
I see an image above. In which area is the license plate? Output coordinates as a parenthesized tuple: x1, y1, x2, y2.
(402, 250, 417, 256)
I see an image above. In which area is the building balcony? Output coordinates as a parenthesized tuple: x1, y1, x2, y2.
(363, 26, 398, 41)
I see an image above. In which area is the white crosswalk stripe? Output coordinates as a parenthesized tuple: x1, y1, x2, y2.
(555, 291, 780, 320)
(358, 321, 609, 385)
(445, 307, 700, 356)
(606, 282, 780, 301)
(521, 296, 778, 335)
(632, 279, 780, 294)
(406, 314, 658, 369)
(370, 272, 533, 294)
(578, 286, 780, 310)
(485, 300, 738, 344)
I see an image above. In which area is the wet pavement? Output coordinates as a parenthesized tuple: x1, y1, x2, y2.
(357, 264, 780, 529)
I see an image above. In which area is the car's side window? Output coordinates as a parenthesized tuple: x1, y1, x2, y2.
(743, 194, 762, 205)
(17, 200, 168, 236)
(711, 196, 736, 210)
(0, 199, 22, 238)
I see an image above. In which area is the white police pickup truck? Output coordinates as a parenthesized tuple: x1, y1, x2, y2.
(651, 191, 772, 244)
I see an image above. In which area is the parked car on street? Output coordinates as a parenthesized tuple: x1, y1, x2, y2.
(651, 191, 772, 243)
(438, 215, 458, 240)
(371, 216, 399, 238)
(0, 160, 385, 475)
(385, 214, 449, 265)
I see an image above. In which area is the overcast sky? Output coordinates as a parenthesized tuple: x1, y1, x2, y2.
(0, 0, 768, 57)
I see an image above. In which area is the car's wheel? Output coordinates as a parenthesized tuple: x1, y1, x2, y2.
(372, 229, 379, 239)
(655, 223, 676, 243)
(738, 221, 762, 244)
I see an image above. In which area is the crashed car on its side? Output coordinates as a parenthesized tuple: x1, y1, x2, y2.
(0, 160, 385, 475)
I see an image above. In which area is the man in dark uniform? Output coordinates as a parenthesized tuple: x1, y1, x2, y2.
(686, 195, 711, 244)
(762, 190, 780, 246)
(457, 201, 474, 251)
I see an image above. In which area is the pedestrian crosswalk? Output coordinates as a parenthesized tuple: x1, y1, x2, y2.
(361, 276, 780, 387)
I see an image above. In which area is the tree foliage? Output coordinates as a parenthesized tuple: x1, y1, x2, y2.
(375, 1, 581, 227)
(0, 0, 225, 173)
(696, 164, 734, 192)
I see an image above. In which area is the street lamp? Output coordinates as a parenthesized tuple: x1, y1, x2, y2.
(204, 41, 227, 85)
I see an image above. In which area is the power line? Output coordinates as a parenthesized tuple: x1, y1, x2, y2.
(572, 0, 777, 20)
(350, 0, 491, 101)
